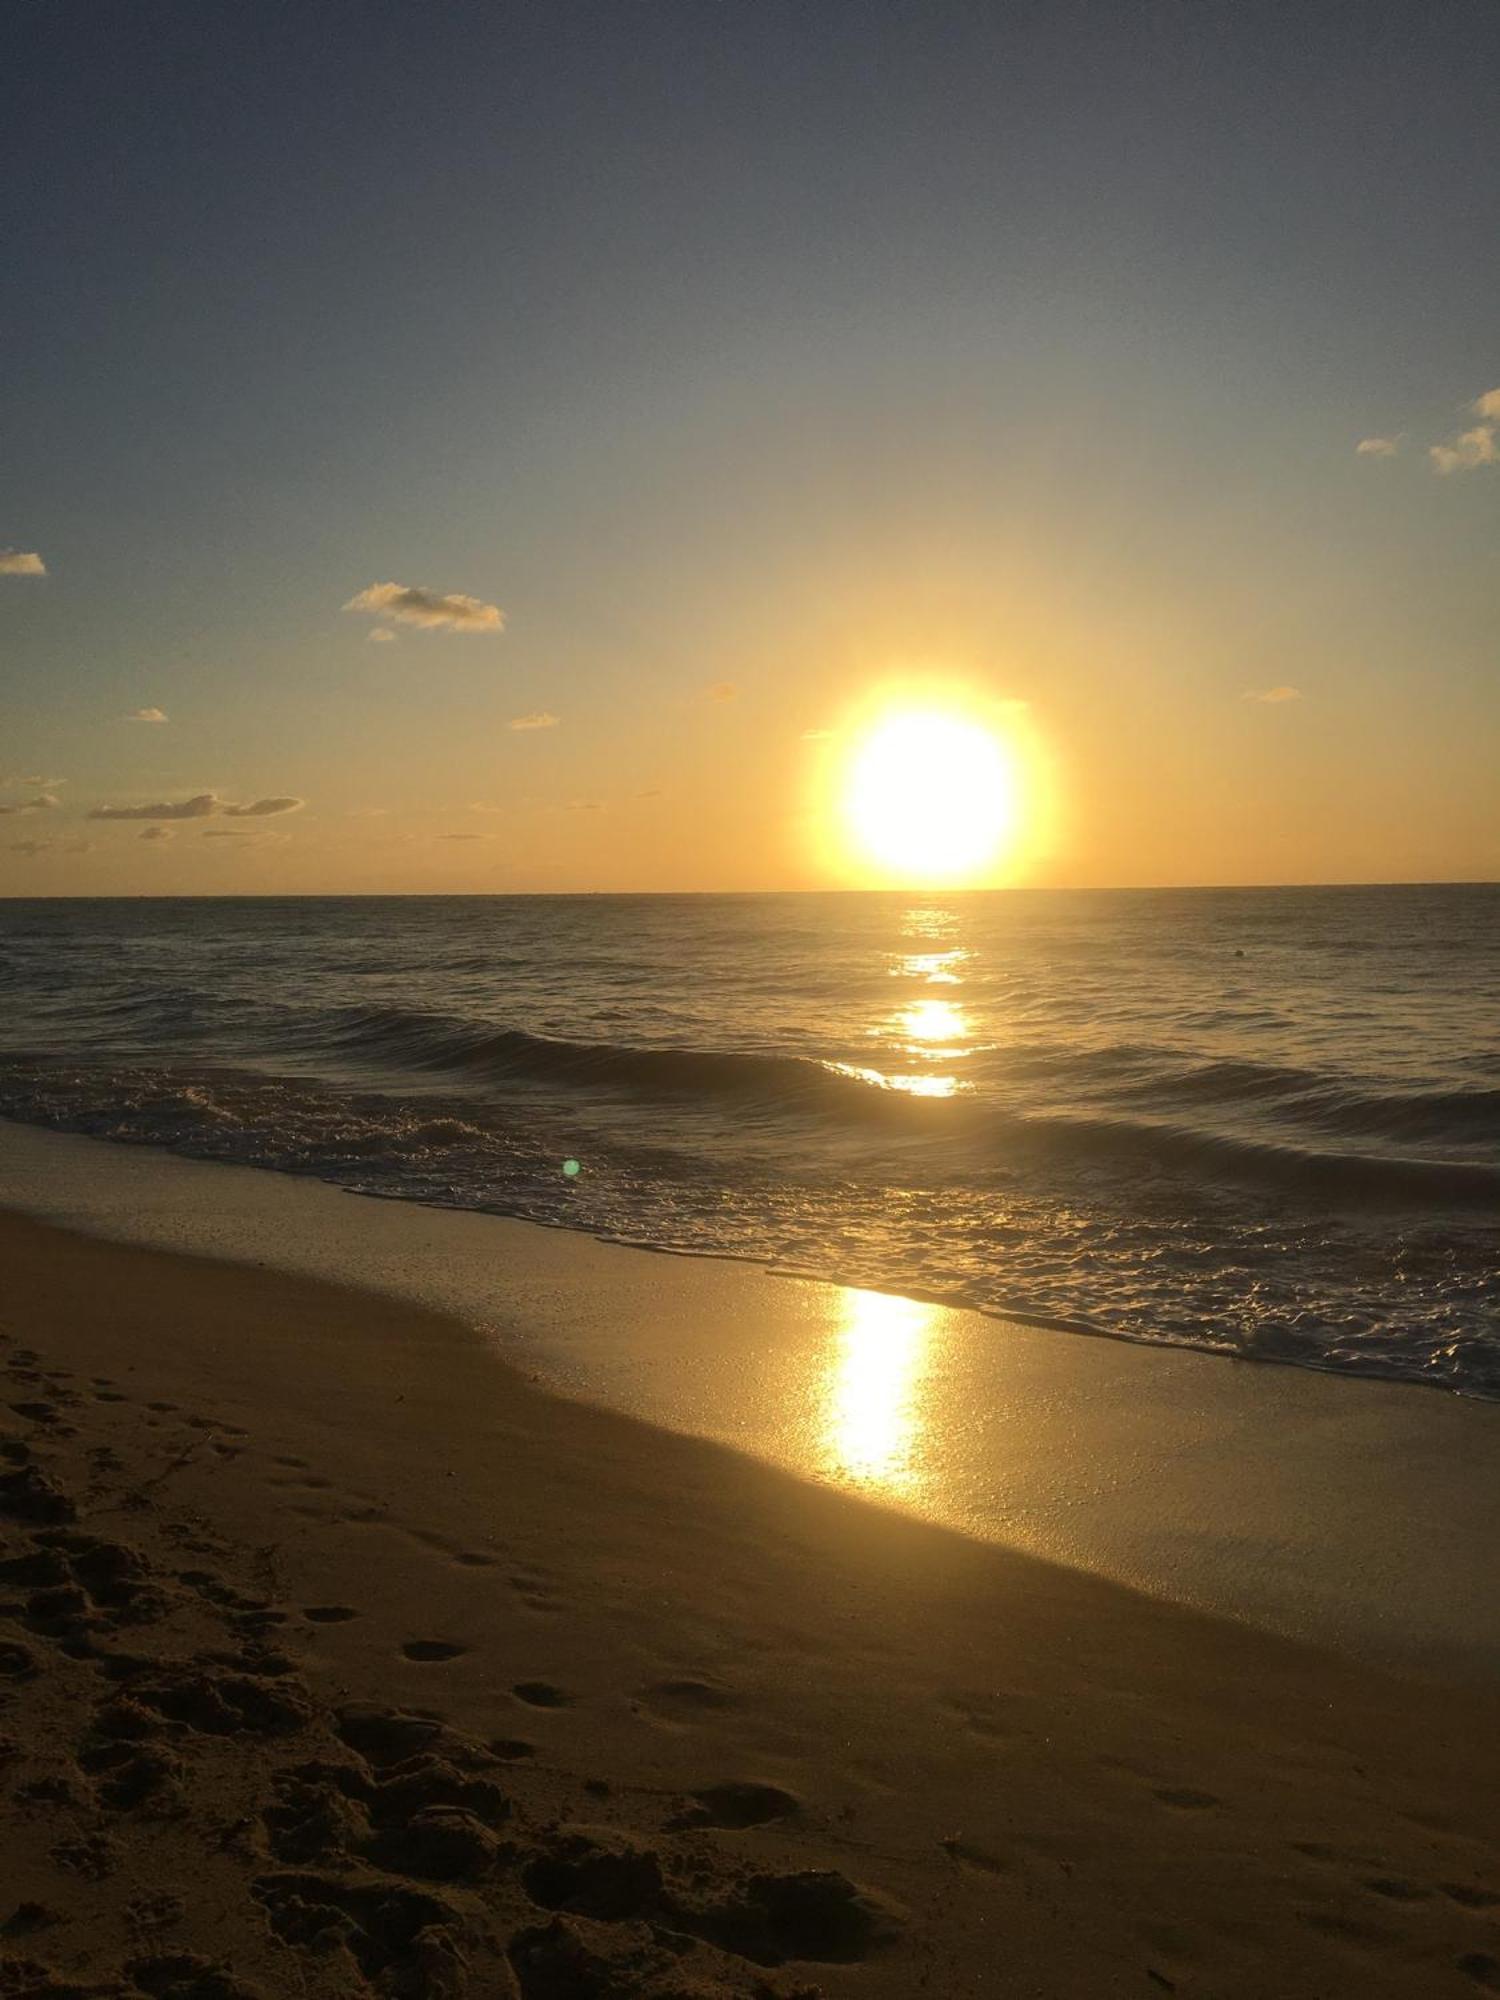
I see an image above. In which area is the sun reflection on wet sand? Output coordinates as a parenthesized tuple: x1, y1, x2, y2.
(819, 1287, 938, 1493)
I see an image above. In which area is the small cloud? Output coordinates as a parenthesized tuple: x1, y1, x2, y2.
(346, 807, 390, 818)
(140, 826, 175, 842)
(1475, 387, 1500, 420)
(438, 831, 487, 840)
(1243, 686, 1303, 704)
(367, 628, 396, 644)
(11, 838, 92, 857)
(124, 707, 169, 723)
(4, 775, 66, 788)
(201, 828, 290, 845)
(90, 792, 219, 821)
(1356, 436, 1401, 457)
(468, 802, 506, 814)
(564, 798, 604, 812)
(507, 712, 559, 731)
(0, 550, 45, 576)
(1430, 423, 1497, 475)
(343, 581, 504, 633)
(222, 796, 303, 818)
(801, 728, 834, 740)
(704, 681, 738, 703)
(634, 788, 662, 799)
(0, 794, 59, 816)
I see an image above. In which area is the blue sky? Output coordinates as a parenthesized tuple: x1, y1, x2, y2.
(3, 0, 1497, 889)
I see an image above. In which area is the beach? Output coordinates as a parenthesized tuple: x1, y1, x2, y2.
(4, 1133, 1500, 1996)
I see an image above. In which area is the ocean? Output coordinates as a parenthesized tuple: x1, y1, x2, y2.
(1, 886, 1495, 1396)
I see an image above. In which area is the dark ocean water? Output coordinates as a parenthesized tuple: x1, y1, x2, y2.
(0, 888, 1496, 1393)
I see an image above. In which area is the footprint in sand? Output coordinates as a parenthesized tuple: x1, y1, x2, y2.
(303, 1605, 360, 1624)
(637, 1677, 738, 1720)
(1444, 1884, 1500, 1910)
(940, 1836, 1010, 1875)
(402, 1639, 467, 1663)
(672, 1780, 800, 1830)
(513, 1680, 572, 1708)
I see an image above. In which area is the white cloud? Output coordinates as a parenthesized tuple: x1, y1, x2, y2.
(1430, 424, 1498, 475)
(1243, 686, 1303, 704)
(367, 628, 396, 644)
(0, 550, 45, 576)
(507, 712, 559, 731)
(90, 793, 219, 821)
(1356, 436, 1400, 457)
(124, 707, 169, 723)
(704, 681, 739, 703)
(344, 581, 504, 633)
(0, 794, 60, 816)
(140, 826, 175, 843)
(222, 796, 303, 818)
(1472, 388, 1500, 420)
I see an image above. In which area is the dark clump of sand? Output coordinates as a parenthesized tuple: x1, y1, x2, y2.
(2, 1208, 1500, 1997)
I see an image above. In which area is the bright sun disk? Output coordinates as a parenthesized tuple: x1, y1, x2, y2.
(841, 708, 1021, 884)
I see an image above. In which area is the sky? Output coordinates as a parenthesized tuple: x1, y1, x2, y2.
(3, 0, 1498, 893)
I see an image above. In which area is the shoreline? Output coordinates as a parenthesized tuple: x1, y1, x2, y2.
(3, 1202, 1500, 1994)
(2, 1118, 1499, 1681)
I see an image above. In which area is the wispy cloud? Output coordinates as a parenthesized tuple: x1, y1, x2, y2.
(0, 794, 60, 816)
(0, 550, 45, 576)
(11, 839, 92, 857)
(1243, 686, 1303, 704)
(90, 791, 303, 822)
(3, 775, 66, 789)
(508, 712, 559, 731)
(344, 581, 504, 633)
(90, 793, 219, 821)
(801, 727, 834, 740)
(438, 831, 487, 840)
(704, 681, 739, 703)
(1430, 424, 1498, 475)
(140, 826, 175, 842)
(1428, 388, 1500, 474)
(367, 628, 396, 644)
(222, 796, 303, 818)
(1356, 436, 1401, 458)
(124, 707, 169, 723)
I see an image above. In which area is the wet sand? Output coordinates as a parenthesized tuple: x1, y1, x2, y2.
(3, 1119, 1500, 1680)
(3, 1202, 1500, 1997)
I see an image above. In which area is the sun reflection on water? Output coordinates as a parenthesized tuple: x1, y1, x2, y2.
(895, 997, 968, 1048)
(819, 1288, 937, 1493)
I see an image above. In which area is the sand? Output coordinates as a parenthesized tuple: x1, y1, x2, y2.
(3, 1204, 1500, 1998)
(4, 1119, 1500, 1682)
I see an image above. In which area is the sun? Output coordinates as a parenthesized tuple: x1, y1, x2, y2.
(840, 706, 1023, 885)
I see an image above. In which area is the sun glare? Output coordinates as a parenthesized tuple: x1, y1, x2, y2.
(840, 708, 1023, 885)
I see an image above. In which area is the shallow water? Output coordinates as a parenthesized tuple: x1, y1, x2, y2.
(1, 885, 1496, 1392)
